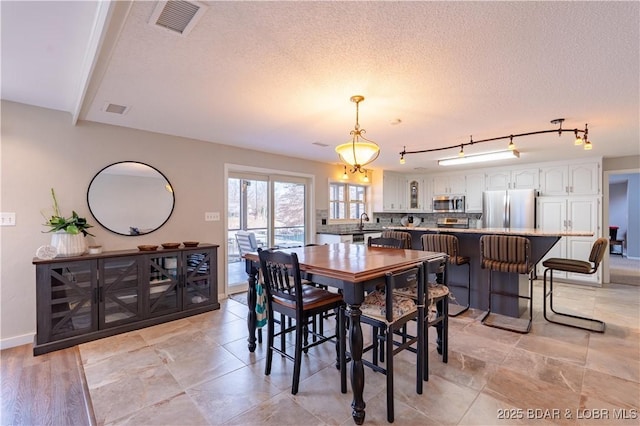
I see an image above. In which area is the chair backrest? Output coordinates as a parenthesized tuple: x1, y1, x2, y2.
(236, 230, 259, 256)
(258, 249, 303, 309)
(589, 238, 609, 270)
(480, 235, 531, 274)
(368, 236, 405, 249)
(383, 263, 424, 322)
(421, 234, 459, 264)
(381, 230, 412, 249)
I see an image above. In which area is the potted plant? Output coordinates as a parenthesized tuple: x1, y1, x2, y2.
(43, 188, 94, 257)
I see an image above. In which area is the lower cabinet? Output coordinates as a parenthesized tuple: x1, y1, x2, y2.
(34, 244, 219, 355)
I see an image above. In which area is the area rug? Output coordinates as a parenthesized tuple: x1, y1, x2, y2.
(228, 292, 248, 305)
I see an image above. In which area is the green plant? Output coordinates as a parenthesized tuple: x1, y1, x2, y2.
(42, 188, 94, 236)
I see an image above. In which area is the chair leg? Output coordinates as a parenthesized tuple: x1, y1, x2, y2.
(543, 268, 605, 333)
(449, 262, 471, 317)
(441, 296, 448, 364)
(416, 305, 424, 394)
(338, 307, 347, 393)
(280, 313, 286, 353)
(480, 270, 493, 325)
(291, 320, 304, 395)
(265, 316, 275, 376)
(386, 329, 395, 423)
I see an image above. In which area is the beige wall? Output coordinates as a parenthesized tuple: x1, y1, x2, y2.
(0, 100, 346, 347)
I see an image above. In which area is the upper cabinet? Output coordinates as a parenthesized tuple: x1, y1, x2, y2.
(485, 167, 539, 191)
(382, 171, 407, 211)
(432, 174, 466, 195)
(464, 172, 485, 212)
(405, 175, 427, 211)
(539, 162, 600, 196)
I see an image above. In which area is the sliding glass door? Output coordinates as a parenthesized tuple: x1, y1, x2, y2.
(227, 171, 309, 293)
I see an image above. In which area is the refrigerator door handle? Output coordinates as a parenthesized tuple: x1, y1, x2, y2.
(504, 194, 510, 228)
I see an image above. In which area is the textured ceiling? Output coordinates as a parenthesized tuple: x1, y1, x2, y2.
(2, 1, 639, 172)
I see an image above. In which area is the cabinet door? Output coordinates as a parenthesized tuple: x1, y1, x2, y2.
(465, 172, 485, 212)
(432, 175, 450, 194)
(536, 198, 568, 277)
(406, 176, 424, 210)
(145, 252, 182, 317)
(449, 174, 466, 194)
(540, 165, 569, 195)
(183, 249, 217, 309)
(569, 163, 599, 195)
(37, 261, 98, 344)
(383, 172, 401, 211)
(99, 256, 143, 329)
(485, 170, 511, 191)
(511, 168, 539, 190)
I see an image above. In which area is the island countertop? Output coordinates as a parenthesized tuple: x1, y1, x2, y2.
(384, 226, 593, 237)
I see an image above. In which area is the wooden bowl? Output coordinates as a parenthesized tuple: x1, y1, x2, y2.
(161, 242, 180, 249)
(137, 245, 158, 251)
(183, 241, 199, 248)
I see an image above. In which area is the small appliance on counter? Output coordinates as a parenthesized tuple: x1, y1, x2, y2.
(436, 217, 469, 229)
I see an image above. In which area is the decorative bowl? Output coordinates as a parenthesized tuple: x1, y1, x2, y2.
(161, 242, 180, 249)
(137, 245, 158, 251)
(183, 241, 199, 248)
(400, 215, 421, 228)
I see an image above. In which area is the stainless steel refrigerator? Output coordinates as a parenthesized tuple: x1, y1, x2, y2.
(482, 189, 536, 228)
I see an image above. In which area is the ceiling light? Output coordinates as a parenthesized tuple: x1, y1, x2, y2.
(342, 166, 349, 180)
(508, 135, 515, 150)
(574, 130, 583, 146)
(458, 144, 465, 157)
(438, 150, 520, 166)
(584, 140, 592, 150)
(363, 170, 370, 183)
(335, 96, 380, 174)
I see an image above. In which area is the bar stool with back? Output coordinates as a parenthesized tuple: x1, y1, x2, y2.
(542, 237, 608, 332)
(479, 235, 534, 333)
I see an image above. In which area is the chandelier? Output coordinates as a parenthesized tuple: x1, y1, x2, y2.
(335, 95, 380, 174)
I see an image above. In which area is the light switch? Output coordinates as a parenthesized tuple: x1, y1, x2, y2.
(205, 212, 220, 221)
(1, 212, 16, 226)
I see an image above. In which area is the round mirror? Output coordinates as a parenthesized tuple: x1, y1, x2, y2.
(88, 161, 175, 236)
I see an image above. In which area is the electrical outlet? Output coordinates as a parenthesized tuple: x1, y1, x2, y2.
(205, 212, 220, 221)
(1, 212, 16, 226)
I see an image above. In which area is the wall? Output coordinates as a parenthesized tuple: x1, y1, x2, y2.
(609, 182, 628, 241)
(0, 100, 338, 348)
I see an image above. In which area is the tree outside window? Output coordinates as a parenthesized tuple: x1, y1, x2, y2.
(330, 182, 367, 219)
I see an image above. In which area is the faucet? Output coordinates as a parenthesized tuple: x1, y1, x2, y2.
(358, 212, 370, 232)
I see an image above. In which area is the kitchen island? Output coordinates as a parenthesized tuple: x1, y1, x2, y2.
(386, 226, 594, 318)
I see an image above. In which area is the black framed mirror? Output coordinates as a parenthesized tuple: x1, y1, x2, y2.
(87, 161, 175, 236)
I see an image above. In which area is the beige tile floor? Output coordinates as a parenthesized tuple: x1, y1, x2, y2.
(79, 280, 640, 425)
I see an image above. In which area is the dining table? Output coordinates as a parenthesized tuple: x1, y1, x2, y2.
(243, 243, 448, 424)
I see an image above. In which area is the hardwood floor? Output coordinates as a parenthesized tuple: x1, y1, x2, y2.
(0, 344, 95, 425)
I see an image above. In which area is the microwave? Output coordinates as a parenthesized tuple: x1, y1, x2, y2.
(432, 195, 465, 213)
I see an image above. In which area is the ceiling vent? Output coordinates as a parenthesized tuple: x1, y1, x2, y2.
(149, 1, 207, 36)
(103, 103, 129, 115)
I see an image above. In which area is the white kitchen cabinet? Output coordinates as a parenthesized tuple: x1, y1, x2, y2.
(485, 167, 539, 191)
(536, 196, 601, 283)
(382, 172, 407, 211)
(540, 162, 600, 196)
(405, 175, 428, 211)
(432, 173, 466, 195)
(464, 172, 485, 212)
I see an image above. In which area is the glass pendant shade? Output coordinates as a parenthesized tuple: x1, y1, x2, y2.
(335, 140, 380, 169)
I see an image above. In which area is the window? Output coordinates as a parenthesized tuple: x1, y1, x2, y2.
(329, 182, 367, 220)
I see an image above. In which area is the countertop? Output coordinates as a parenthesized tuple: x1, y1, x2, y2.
(316, 230, 383, 235)
(385, 226, 593, 237)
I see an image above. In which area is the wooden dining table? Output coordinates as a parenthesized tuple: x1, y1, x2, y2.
(243, 243, 448, 424)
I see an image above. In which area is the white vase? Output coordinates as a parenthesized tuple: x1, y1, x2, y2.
(50, 231, 87, 257)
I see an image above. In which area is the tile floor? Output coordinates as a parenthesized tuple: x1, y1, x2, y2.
(79, 280, 640, 425)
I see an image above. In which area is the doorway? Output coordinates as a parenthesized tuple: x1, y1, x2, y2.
(226, 169, 311, 294)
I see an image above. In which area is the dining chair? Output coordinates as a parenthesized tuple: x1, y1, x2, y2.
(368, 236, 405, 249)
(542, 237, 608, 332)
(381, 230, 413, 249)
(421, 233, 471, 316)
(479, 235, 534, 333)
(258, 249, 347, 395)
(359, 262, 426, 423)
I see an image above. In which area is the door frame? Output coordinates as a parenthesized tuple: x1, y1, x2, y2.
(223, 163, 316, 297)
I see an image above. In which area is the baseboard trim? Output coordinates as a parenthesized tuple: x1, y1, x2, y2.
(0, 332, 34, 350)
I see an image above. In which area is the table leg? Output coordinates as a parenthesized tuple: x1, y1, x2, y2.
(246, 260, 258, 352)
(347, 304, 366, 425)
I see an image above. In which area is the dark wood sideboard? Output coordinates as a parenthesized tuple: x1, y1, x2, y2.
(32, 244, 219, 355)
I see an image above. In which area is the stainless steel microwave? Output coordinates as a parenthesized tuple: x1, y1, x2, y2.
(432, 195, 465, 213)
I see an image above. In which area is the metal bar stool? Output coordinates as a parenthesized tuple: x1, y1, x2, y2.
(542, 238, 608, 333)
(479, 235, 534, 333)
(421, 233, 471, 316)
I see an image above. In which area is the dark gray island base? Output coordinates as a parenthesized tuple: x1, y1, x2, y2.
(388, 227, 593, 318)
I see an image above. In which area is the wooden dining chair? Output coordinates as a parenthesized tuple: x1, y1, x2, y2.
(359, 262, 426, 423)
(258, 249, 347, 395)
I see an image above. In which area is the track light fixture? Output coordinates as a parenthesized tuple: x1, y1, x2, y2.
(399, 119, 592, 165)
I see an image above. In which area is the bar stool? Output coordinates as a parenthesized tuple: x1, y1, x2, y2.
(421, 233, 471, 316)
(381, 230, 413, 249)
(479, 235, 534, 333)
(542, 237, 608, 332)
